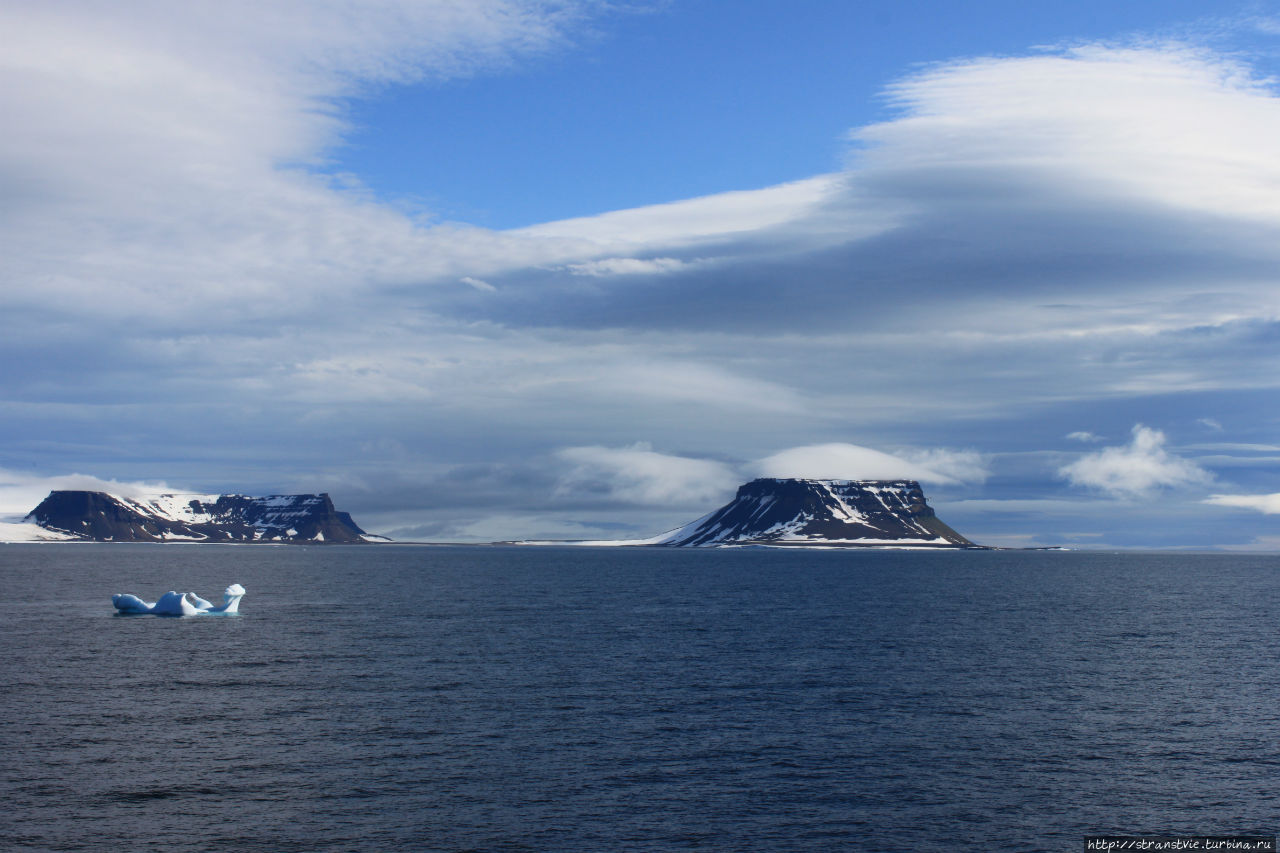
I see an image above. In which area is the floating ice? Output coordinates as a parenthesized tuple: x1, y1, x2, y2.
(112, 584, 245, 616)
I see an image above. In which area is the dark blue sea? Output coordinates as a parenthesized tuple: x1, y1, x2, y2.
(3, 545, 1278, 851)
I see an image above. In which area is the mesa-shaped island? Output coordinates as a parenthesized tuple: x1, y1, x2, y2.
(522, 478, 984, 549)
(656, 478, 977, 547)
(20, 490, 385, 543)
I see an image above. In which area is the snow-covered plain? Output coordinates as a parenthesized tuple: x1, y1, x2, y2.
(0, 520, 79, 542)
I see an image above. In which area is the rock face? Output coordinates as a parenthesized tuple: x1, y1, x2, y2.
(653, 478, 977, 548)
(24, 491, 382, 543)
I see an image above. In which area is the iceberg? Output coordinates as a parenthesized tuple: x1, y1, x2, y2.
(112, 584, 245, 616)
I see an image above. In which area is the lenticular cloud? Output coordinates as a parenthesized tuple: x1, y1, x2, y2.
(754, 443, 980, 485)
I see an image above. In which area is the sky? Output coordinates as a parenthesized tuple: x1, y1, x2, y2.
(3, 0, 1280, 548)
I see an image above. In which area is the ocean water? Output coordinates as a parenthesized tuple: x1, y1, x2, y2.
(2, 545, 1278, 851)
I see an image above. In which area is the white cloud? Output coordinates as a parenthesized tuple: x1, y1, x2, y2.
(753, 443, 986, 485)
(554, 443, 739, 506)
(517, 175, 856, 249)
(461, 276, 496, 292)
(896, 448, 990, 484)
(0, 468, 176, 519)
(0, 1, 609, 323)
(1204, 493, 1280, 514)
(8, 31, 1280, 347)
(567, 257, 689, 276)
(863, 45, 1280, 223)
(1059, 424, 1213, 497)
(598, 360, 805, 413)
(443, 44, 1280, 357)
(1067, 431, 1104, 442)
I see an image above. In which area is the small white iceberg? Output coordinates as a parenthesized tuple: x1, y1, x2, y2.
(112, 584, 245, 616)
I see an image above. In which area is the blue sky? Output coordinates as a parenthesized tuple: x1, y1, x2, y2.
(3, 0, 1280, 548)
(339, 0, 1259, 227)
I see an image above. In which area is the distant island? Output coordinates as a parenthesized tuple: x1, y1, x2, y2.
(7, 478, 982, 548)
(519, 478, 985, 549)
(9, 491, 385, 543)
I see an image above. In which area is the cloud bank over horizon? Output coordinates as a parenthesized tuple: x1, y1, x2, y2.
(3, 1, 1280, 547)
(1205, 493, 1280, 514)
